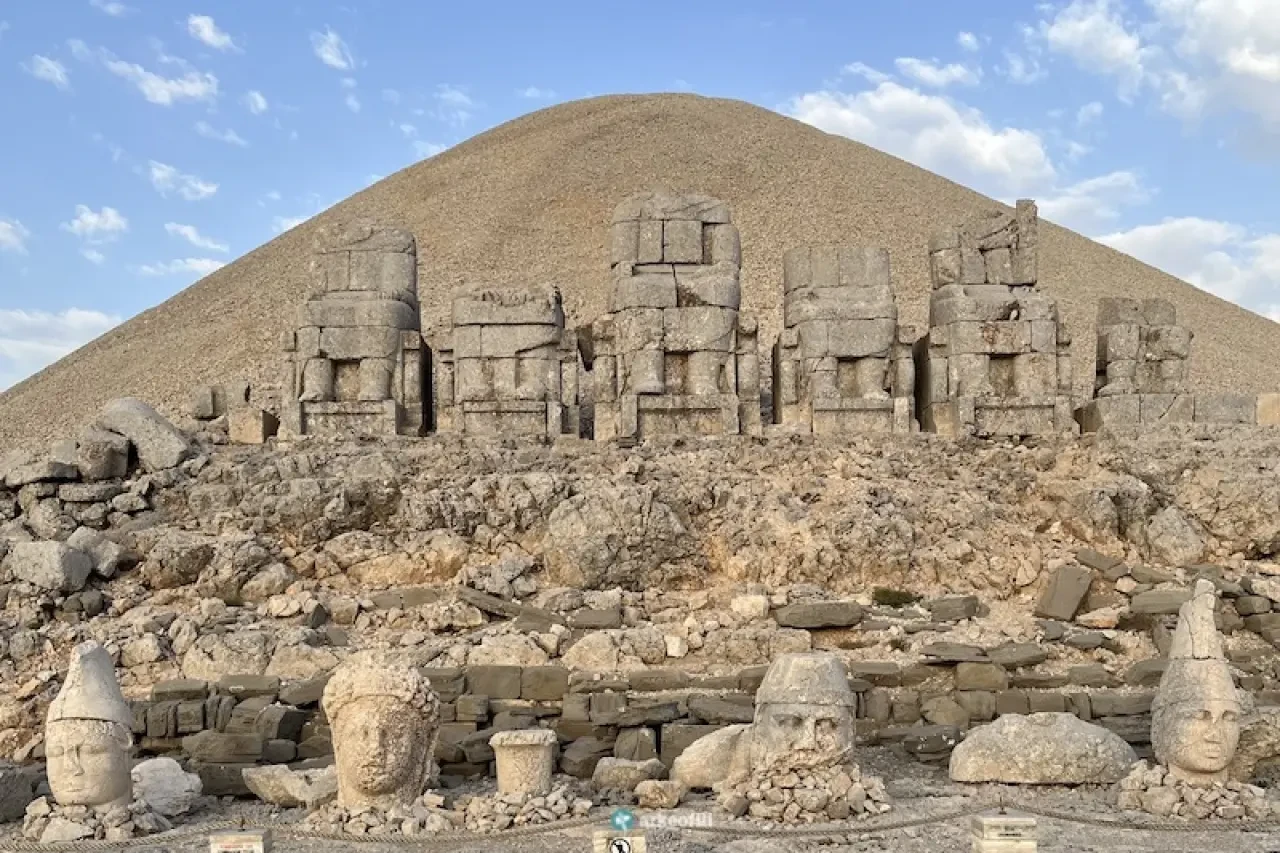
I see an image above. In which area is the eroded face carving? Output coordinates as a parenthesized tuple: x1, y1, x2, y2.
(46, 720, 132, 808)
(1159, 699, 1241, 780)
(332, 697, 423, 802)
(752, 702, 855, 771)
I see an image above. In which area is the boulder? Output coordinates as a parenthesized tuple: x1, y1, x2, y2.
(1146, 506, 1204, 566)
(242, 764, 337, 809)
(949, 712, 1137, 784)
(131, 757, 202, 816)
(3, 542, 92, 592)
(635, 779, 686, 809)
(182, 632, 271, 681)
(670, 724, 747, 789)
(591, 757, 666, 792)
(0, 763, 35, 822)
(772, 601, 863, 629)
(4, 459, 78, 488)
(66, 527, 126, 578)
(95, 398, 194, 472)
(76, 428, 130, 481)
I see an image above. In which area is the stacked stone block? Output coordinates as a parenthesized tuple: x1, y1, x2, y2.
(915, 200, 1077, 438)
(1077, 298, 1194, 430)
(772, 246, 915, 435)
(281, 222, 425, 437)
(591, 191, 761, 442)
(432, 285, 579, 439)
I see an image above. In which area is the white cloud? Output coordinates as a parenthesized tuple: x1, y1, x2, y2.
(165, 222, 228, 252)
(1038, 170, 1150, 231)
(399, 123, 417, 137)
(0, 219, 31, 254)
(1099, 216, 1280, 313)
(842, 62, 891, 84)
(311, 28, 353, 70)
(0, 308, 123, 390)
(382, 88, 401, 104)
(894, 57, 980, 87)
(1040, 0, 1152, 96)
(1002, 52, 1047, 84)
(272, 215, 311, 233)
(345, 93, 361, 112)
(786, 82, 1056, 197)
(414, 140, 447, 159)
(958, 32, 980, 52)
(519, 86, 556, 99)
(433, 84, 476, 125)
(99, 51, 218, 105)
(195, 121, 248, 147)
(81, 248, 105, 264)
(243, 90, 268, 114)
(89, 0, 132, 16)
(148, 161, 218, 200)
(22, 55, 70, 90)
(1076, 100, 1104, 126)
(187, 15, 237, 51)
(60, 205, 128, 242)
(138, 258, 225, 276)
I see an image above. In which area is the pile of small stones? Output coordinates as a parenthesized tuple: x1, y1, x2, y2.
(1116, 761, 1272, 820)
(453, 782, 594, 833)
(715, 764, 891, 824)
(22, 795, 171, 843)
(303, 793, 459, 837)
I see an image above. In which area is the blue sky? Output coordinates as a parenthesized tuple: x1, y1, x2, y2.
(2, 0, 1279, 389)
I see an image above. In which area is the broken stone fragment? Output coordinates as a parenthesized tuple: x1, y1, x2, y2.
(95, 398, 194, 472)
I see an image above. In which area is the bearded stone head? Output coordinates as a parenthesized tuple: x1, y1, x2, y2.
(749, 653, 857, 772)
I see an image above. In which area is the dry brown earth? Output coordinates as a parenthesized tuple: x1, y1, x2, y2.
(3, 93, 1277, 450)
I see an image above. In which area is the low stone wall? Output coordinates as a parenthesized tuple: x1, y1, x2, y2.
(101, 657, 1277, 797)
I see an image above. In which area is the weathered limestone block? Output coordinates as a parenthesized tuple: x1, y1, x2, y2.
(1152, 580, 1241, 785)
(131, 758, 201, 816)
(242, 765, 337, 809)
(95, 398, 193, 472)
(595, 191, 759, 442)
(46, 642, 134, 809)
(433, 285, 578, 438)
(322, 652, 441, 809)
(489, 729, 557, 795)
(949, 713, 1137, 783)
(919, 200, 1074, 438)
(283, 220, 424, 437)
(774, 245, 913, 435)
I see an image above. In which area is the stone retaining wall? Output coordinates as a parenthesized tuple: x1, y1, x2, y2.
(101, 659, 1278, 796)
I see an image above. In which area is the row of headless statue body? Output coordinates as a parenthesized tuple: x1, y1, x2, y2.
(48, 580, 1239, 820)
(281, 191, 1202, 443)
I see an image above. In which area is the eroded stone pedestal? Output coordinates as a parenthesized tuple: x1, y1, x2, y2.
(490, 729, 557, 795)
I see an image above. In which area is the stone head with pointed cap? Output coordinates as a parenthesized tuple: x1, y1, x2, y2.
(749, 652, 857, 772)
(45, 641, 135, 809)
(1152, 580, 1242, 785)
(322, 652, 441, 810)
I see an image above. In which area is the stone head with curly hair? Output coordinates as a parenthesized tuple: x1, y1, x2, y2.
(322, 652, 441, 809)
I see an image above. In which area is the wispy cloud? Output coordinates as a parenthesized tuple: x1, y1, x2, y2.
(148, 161, 218, 200)
(89, 0, 133, 16)
(74, 41, 219, 105)
(0, 308, 123, 390)
(958, 32, 980, 52)
(433, 84, 476, 125)
(0, 219, 31, 254)
(81, 248, 106, 264)
(243, 90, 268, 114)
(22, 55, 71, 90)
(894, 57, 981, 87)
(195, 121, 248, 147)
(272, 215, 311, 233)
(518, 86, 556, 99)
(341, 77, 360, 112)
(60, 205, 128, 242)
(414, 140, 447, 158)
(165, 222, 228, 252)
(842, 62, 891, 85)
(187, 15, 238, 51)
(311, 28, 353, 70)
(138, 258, 225, 276)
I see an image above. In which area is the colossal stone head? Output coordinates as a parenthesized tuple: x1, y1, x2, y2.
(322, 653, 441, 809)
(1152, 580, 1242, 785)
(45, 642, 135, 809)
(749, 653, 857, 772)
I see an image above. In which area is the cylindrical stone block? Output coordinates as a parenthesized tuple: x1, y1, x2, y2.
(490, 729, 557, 796)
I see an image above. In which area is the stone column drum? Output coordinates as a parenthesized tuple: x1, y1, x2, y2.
(489, 729, 558, 795)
